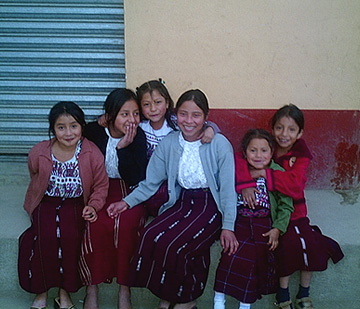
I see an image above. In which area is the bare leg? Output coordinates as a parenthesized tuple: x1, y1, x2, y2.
(31, 292, 47, 308)
(279, 275, 291, 289)
(58, 288, 74, 308)
(158, 299, 171, 309)
(118, 285, 132, 309)
(84, 285, 99, 309)
(300, 271, 312, 288)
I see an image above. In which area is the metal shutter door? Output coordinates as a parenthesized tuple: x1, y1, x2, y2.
(0, 0, 125, 160)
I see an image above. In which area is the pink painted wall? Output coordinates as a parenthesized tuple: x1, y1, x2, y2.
(208, 109, 360, 189)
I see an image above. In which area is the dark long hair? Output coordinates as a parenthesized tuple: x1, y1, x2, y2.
(136, 79, 176, 130)
(48, 101, 86, 138)
(175, 89, 209, 117)
(104, 88, 138, 127)
(241, 128, 275, 154)
(271, 104, 304, 132)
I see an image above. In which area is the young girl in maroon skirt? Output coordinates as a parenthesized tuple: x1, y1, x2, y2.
(213, 129, 293, 309)
(107, 89, 239, 309)
(236, 104, 344, 309)
(18, 102, 108, 309)
(80, 88, 148, 309)
(97, 79, 219, 217)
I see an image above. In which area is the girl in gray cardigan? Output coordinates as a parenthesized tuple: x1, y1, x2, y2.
(107, 89, 238, 309)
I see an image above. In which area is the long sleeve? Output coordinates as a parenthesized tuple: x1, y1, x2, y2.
(117, 127, 148, 186)
(124, 137, 169, 207)
(234, 152, 256, 192)
(80, 139, 109, 212)
(214, 137, 237, 231)
(266, 157, 310, 200)
(270, 190, 293, 234)
(23, 141, 53, 216)
(205, 120, 221, 134)
(267, 139, 312, 220)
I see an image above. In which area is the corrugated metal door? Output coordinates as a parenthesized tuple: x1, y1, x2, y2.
(0, 0, 125, 160)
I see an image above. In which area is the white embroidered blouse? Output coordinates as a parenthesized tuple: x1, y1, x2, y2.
(104, 127, 122, 179)
(177, 133, 208, 189)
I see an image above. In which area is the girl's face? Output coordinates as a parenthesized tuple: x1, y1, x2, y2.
(245, 138, 273, 170)
(54, 114, 82, 150)
(177, 100, 206, 142)
(110, 99, 140, 138)
(272, 116, 303, 153)
(140, 90, 169, 130)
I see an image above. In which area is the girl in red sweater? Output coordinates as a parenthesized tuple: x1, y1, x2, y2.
(236, 104, 343, 309)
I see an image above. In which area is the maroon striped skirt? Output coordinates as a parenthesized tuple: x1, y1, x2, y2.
(143, 181, 169, 217)
(214, 215, 277, 303)
(80, 178, 147, 286)
(18, 195, 85, 294)
(276, 217, 344, 277)
(130, 189, 222, 303)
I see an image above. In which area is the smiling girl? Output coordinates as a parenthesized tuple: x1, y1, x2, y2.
(213, 129, 293, 309)
(136, 79, 219, 159)
(107, 89, 238, 309)
(133, 79, 221, 218)
(236, 105, 344, 309)
(79, 88, 148, 309)
(18, 102, 108, 309)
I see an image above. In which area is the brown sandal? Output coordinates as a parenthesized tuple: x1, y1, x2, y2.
(295, 297, 313, 309)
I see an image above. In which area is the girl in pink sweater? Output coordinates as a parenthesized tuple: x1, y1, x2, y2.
(18, 101, 108, 309)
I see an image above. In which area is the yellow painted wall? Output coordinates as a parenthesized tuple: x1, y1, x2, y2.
(124, 0, 360, 110)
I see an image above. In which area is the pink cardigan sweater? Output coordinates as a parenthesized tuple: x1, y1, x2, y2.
(23, 137, 109, 216)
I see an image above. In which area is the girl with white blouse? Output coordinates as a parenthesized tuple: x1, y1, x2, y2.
(107, 89, 239, 309)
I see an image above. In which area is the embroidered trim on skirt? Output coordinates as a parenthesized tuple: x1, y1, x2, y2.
(214, 215, 277, 303)
(18, 196, 84, 294)
(79, 178, 147, 286)
(130, 189, 222, 303)
(276, 217, 344, 276)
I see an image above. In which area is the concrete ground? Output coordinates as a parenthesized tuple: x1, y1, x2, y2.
(0, 161, 359, 308)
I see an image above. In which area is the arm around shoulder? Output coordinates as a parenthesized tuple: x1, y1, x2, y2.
(234, 152, 256, 192)
(266, 157, 310, 198)
(205, 120, 221, 134)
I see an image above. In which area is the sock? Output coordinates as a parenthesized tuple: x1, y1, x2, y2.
(276, 287, 290, 303)
(296, 284, 310, 299)
(214, 292, 225, 309)
(239, 302, 251, 309)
